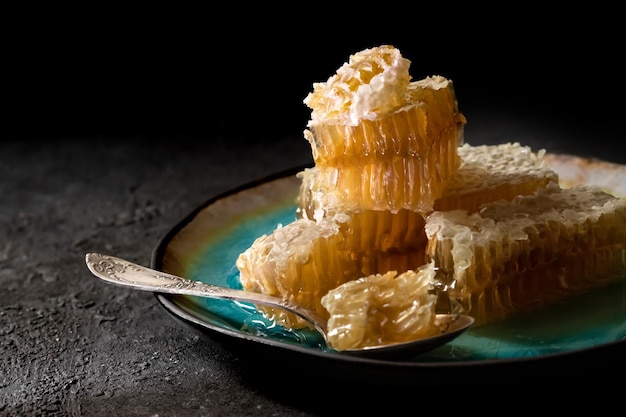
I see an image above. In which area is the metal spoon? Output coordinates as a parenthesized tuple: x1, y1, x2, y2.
(85, 253, 474, 360)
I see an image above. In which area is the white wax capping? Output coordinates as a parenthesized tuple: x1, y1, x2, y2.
(305, 45, 412, 125)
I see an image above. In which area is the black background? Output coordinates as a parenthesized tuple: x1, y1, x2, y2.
(6, 11, 624, 152)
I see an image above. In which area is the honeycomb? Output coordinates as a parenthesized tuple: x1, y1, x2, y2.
(299, 142, 559, 219)
(236, 213, 427, 328)
(321, 266, 438, 351)
(434, 142, 559, 213)
(425, 183, 626, 324)
(303, 45, 466, 213)
(235, 44, 626, 350)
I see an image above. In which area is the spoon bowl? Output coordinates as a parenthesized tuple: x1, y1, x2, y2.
(85, 253, 474, 360)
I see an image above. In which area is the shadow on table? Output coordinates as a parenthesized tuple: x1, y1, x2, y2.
(202, 327, 625, 414)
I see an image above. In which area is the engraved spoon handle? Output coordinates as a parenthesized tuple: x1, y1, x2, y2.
(85, 253, 328, 334)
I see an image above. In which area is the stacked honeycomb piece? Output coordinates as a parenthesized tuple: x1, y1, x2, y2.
(302, 45, 466, 213)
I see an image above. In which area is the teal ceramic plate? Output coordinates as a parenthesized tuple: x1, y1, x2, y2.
(151, 153, 626, 382)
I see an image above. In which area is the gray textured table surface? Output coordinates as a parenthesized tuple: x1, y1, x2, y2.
(2, 108, 625, 416)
